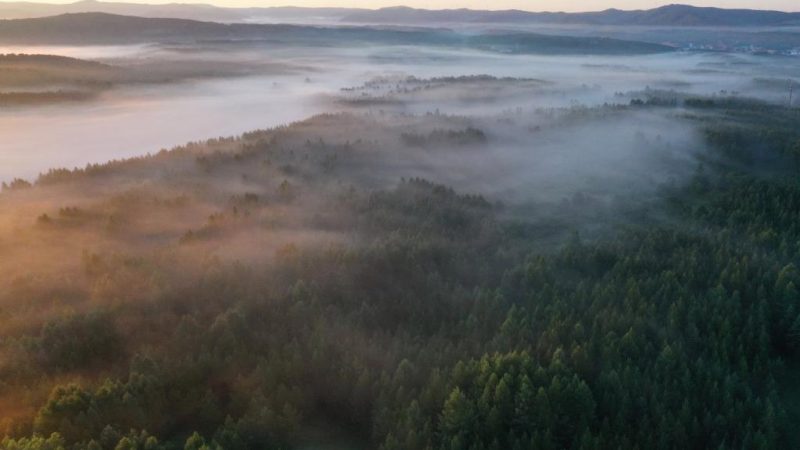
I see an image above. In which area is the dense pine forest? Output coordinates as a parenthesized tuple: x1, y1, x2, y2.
(0, 94, 799, 450)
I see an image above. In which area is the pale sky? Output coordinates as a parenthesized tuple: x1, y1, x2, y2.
(1, 0, 798, 13)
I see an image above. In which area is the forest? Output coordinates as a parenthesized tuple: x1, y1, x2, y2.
(0, 77, 798, 450)
(0, 53, 296, 107)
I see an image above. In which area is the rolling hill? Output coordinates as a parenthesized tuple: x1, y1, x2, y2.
(342, 4, 800, 26)
(0, 0, 359, 22)
(0, 13, 674, 55)
(0, 2, 798, 27)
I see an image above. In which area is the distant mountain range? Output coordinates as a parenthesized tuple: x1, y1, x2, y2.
(0, 1, 358, 22)
(343, 5, 800, 27)
(0, 12, 673, 55)
(0, 1, 798, 27)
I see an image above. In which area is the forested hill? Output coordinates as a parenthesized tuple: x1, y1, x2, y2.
(0, 0, 359, 21)
(1, 92, 800, 449)
(0, 13, 673, 54)
(342, 4, 800, 26)
(1, 2, 799, 27)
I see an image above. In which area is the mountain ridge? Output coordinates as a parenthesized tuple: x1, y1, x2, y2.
(0, 2, 798, 26)
(342, 4, 800, 26)
(0, 12, 674, 55)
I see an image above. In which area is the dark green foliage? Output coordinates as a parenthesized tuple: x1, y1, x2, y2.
(400, 128, 488, 148)
(4, 100, 800, 449)
(37, 312, 122, 371)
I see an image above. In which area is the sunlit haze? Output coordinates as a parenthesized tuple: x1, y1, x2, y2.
(0, 0, 799, 447)
(0, 0, 798, 12)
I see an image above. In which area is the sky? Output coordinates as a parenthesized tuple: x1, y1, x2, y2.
(0, 0, 797, 12)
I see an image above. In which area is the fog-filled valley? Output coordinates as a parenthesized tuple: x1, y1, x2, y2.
(1, 4, 800, 450)
(1, 40, 797, 181)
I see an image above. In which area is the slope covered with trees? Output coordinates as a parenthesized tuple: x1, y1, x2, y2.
(0, 97, 799, 449)
(0, 13, 672, 55)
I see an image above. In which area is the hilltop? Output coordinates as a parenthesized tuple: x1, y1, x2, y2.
(0, 13, 673, 54)
(0, 2, 798, 27)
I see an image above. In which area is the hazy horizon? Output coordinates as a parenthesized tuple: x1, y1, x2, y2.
(0, 0, 798, 14)
(0, 0, 799, 448)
